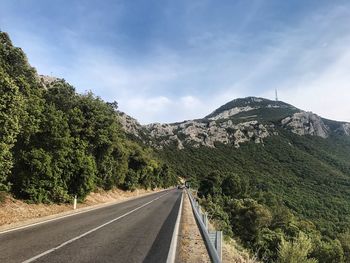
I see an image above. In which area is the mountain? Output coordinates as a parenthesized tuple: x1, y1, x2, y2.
(119, 96, 350, 149)
(120, 97, 350, 262)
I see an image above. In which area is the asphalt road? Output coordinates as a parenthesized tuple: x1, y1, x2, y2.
(0, 189, 183, 263)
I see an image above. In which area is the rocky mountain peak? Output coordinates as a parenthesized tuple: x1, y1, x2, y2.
(205, 96, 296, 120)
(117, 97, 349, 149)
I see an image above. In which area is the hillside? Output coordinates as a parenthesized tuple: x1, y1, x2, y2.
(119, 98, 350, 262)
(157, 102, 350, 262)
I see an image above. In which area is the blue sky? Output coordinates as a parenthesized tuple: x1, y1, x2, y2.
(1, 0, 350, 123)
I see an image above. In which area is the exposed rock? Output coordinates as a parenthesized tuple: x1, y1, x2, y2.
(208, 106, 256, 120)
(282, 112, 329, 138)
(39, 75, 59, 89)
(144, 119, 270, 149)
(342, 123, 350, 135)
(117, 97, 349, 150)
(117, 111, 145, 139)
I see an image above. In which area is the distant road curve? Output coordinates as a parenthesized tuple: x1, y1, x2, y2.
(0, 189, 182, 263)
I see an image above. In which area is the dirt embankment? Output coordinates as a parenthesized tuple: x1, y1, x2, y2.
(0, 188, 162, 230)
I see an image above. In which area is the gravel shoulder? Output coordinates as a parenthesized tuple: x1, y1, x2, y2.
(177, 191, 211, 263)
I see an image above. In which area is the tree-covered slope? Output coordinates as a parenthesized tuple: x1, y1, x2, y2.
(158, 132, 350, 262)
(0, 31, 177, 203)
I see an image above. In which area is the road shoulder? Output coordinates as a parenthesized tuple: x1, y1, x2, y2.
(177, 191, 211, 263)
(0, 188, 167, 233)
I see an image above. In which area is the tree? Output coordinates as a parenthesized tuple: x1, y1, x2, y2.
(311, 238, 344, 263)
(198, 171, 222, 198)
(338, 231, 350, 263)
(277, 232, 317, 263)
(226, 198, 272, 243)
(221, 173, 248, 198)
(0, 69, 22, 191)
(67, 141, 97, 199)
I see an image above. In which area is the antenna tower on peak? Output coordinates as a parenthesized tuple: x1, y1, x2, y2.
(275, 89, 278, 101)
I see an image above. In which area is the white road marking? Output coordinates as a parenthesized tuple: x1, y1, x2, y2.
(166, 190, 184, 263)
(0, 189, 169, 235)
(21, 191, 171, 263)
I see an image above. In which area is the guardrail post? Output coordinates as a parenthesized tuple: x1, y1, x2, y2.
(203, 212, 208, 230)
(216, 231, 222, 261)
(209, 231, 216, 248)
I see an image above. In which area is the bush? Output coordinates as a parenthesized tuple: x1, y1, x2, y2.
(277, 232, 317, 263)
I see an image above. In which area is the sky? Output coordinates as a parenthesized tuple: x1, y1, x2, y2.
(1, 0, 350, 124)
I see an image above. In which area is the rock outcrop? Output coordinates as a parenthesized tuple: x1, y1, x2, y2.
(117, 97, 349, 150)
(207, 106, 256, 120)
(138, 119, 271, 149)
(342, 123, 350, 136)
(39, 75, 59, 89)
(281, 112, 329, 138)
(118, 111, 144, 139)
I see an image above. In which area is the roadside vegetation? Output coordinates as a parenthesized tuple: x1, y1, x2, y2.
(159, 133, 350, 262)
(0, 31, 177, 204)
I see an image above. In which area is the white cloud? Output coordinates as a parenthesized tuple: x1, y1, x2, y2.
(3, 2, 350, 124)
(121, 95, 205, 124)
(282, 48, 350, 122)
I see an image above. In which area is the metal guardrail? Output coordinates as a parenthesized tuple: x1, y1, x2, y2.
(187, 189, 222, 263)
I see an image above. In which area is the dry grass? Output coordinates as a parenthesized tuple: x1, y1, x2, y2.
(0, 188, 162, 229)
(222, 237, 260, 263)
(0, 191, 6, 203)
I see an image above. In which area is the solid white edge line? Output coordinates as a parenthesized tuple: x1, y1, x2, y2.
(0, 189, 170, 235)
(21, 191, 171, 263)
(166, 190, 184, 263)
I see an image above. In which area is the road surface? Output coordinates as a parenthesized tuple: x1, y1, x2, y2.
(0, 189, 182, 263)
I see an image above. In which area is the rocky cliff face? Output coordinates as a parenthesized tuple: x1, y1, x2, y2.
(281, 112, 329, 138)
(117, 111, 144, 139)
(342, 123, 350, 135)
(118, 97, 350, 149)
(145, 119, 272, 149)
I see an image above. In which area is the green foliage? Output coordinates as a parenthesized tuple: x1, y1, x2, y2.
(13, 148, 70, 203)
(338, 231, 350, 262)
(66, 141, 97, 199)
(0, 68, 22, 190)
(221, 173, 248, 198)
(0, 31, 177, 203)
(198, 171, 223, 198)
(226, 198, 273, 243)
(201, 196, 233, 236)
(159, 129, 350, 262)
(311, 238, 345, 263)
(277, 232, 317, 263)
